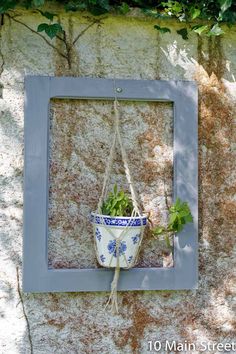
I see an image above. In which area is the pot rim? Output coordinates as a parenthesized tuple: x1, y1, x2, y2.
(91, 212, 147, 220)
(90, 212, 147, 227)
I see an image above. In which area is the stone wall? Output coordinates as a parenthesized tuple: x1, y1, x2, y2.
(0, 6, 236, 354)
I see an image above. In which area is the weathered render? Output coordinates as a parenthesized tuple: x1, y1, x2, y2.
(0, 6, 236, 354)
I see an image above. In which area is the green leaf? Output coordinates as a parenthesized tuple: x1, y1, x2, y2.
(37, 23, 49, 32)
(111, 199, 118, 209)
(169, 212, 178, 225)
(0, 0, 17, 14)
(172, 1, 182, 14)
(207, 23, 224, 36)
(38, 23, 63, 39)
(221, 10, 236, 23)
(99, 0, 110, 11)
(143, 9, 158, 18)
(111, 209, 116, 216)
(65, 2, 87, 12)
(32, 0, 45, 7)
(175, 197, 181, 210)
(178, 210, 189, 218)
(38, 10, 56, 21)
(176, 221, 184, 232)
(166, 197, 193, 234)
(190, 7, 201, 20)
(176, 28, 188, 40)
(46, 23, 63, 39)
(101, 185, 133, 217)
(184, 214, 193, 223)
(165, 234, 172, 249)
(88, 0, 110, 15)
(117, 191, 125, 201)
(119, 2, 130, 15)
(151, 198, 192, 242)
(153, 226, 165, 235)
(192, 24, 209, 35)
(154, 25, 171, 34)
(219, 0, 232, 13)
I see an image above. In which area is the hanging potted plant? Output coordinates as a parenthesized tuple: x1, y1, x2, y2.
(90, 97, 147, 313)
(91, 184, 147, 269)
(91, 186, 193, 315)
(90, 96, 194, 314)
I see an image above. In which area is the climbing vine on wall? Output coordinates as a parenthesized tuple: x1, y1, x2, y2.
(0, 0, 236, 40)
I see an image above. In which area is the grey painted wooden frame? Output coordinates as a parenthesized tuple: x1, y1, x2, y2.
(23, 76, 198, 292)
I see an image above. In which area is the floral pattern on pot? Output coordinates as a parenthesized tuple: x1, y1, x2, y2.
(91, 212, 147, 268)
(128, 256, 133, 263)
(96, 228, 102, 241)
(131, 234, 140, 244)
(107, 240, 127, 258)
(100, 254, 106, 263)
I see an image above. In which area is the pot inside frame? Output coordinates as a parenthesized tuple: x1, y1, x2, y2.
(91, 212, 147, 268)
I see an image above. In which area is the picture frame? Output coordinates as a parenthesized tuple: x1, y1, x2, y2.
(23, 76, 198, 292)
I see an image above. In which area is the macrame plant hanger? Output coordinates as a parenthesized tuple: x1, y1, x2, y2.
(94, 80, 145, 314)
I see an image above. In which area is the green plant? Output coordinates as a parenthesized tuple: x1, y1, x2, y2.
(152, 197, 193, 248)
(1, 1, 236, 40)
(101, 184, 133, 217)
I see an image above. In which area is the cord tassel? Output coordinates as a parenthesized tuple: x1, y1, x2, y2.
(105, 265, 120, 314)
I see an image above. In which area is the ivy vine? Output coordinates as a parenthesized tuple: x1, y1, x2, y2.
(0, 0, 236, 40)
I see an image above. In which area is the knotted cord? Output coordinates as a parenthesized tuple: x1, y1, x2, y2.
(93, 83, 146, 314)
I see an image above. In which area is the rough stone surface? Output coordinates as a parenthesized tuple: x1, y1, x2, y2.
(0, 7, 236, 354)
(48, 99, 173, 269)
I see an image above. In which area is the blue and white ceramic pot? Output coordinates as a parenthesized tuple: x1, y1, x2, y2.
(91, 212, 147, 268)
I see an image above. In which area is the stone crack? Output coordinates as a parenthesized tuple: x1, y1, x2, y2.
(16, 267, 34, 354)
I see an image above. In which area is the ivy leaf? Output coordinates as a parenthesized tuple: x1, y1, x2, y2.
(45, 23, 63, 39)
(154, 25, 171, 33)
(207, 23, 224, 36)
(99, 0, 110, 11)
(0, 0, 17, 13)
(143, 8, 170, 19)
(143, 9, 158, 17)
(172, 1, 182, 14)
(176, 27, 188, 39)
(32, 0, 45, 6)
(219, 0, 232, 14)
(190, 7, 201, 20)
(192, 24, 209, 35)
(37, 23, 48, 32)
(88, 0, 110, 15)
(37, 23, 63, 39)
(38, 10, 56, 21)
(65, 2, 87, 11)
(119, 2, 130, 14)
